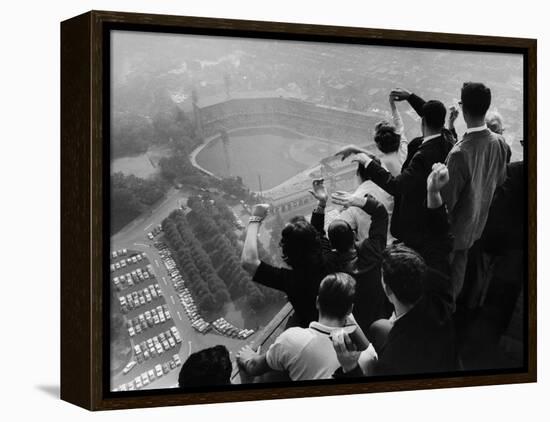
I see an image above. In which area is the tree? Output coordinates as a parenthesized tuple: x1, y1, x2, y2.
(111, 112, 153, 159)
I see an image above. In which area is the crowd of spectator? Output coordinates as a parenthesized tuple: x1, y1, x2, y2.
(177, 82, 525, 387)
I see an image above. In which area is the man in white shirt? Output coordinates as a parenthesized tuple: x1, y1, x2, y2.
(236, 272, 359, 381)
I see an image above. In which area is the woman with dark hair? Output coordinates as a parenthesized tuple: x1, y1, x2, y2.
(373, 94, 410, 176)
(241, 203, 330, 328)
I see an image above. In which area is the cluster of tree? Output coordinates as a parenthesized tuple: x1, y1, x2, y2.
(152, 105, 198, 151)
(162, 197, 283, 318)
(111, 172, 167, 234)
(158, 152, 210, 189)
(111, 112, 153, 159)
(185, 196, 283, 310)
(163, 213, 231, 317)
(215, 176, 259, 203)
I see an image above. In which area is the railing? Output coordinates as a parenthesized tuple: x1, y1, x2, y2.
(230, 303, 294, 384)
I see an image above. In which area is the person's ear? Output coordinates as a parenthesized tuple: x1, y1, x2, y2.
(315, 296, 320, 311)
(381, 279, 391, 299)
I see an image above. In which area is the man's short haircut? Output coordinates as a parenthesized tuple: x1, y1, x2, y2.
(381, 244, 426, 305)
(318, 272, 356, 319)
(356, 156, 382, 182)
(328, 219, 355, 253)
(422, 100, 447, 131)
(178, 345, 232, 387)
(486, 111, 504, 134)
(374, 121, 401, 154)
(461, 82, 491, 117)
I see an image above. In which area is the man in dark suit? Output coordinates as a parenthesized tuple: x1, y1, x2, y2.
(331, 164, 457, 377)
(335, 90, 454, 273)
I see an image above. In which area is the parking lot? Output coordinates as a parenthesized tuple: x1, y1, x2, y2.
(110, 204, 265, 392)
(110, 248, 183, 391)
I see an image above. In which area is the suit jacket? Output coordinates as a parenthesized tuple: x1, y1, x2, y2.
(364, 134, 453, 251)
(333, 206, 457, 378)
(372, 266, 457, 376)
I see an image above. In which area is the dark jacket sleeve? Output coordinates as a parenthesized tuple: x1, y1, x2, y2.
(310, 209, 326, 236)
(449, 127, 458, 143)
(310, 209, 332, 259)
(407, 93, 426, 117)
(422, 205, 454, 323)
(252, 261, 292, 293)
(360, 194, 388, 252)
(365, 151, 428, 197)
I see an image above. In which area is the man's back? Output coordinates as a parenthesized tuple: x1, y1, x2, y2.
(442, 129, 510, 250)
(339, 180, 393, 243)
(374, 268, 457, 376)
(265, 323, 342, 380)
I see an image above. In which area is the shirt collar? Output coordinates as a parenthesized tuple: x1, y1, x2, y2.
(422, 133, 440, 144)
(465, 124, 488, 135)
(309, 321, 355, 335)
(389, 308, 412, 323)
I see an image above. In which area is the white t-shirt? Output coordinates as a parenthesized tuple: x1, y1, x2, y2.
(338, 180, 394, 243)
(265, 322, 342, 381)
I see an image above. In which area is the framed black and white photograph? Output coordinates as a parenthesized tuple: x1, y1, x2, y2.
(60, 10, 536, 410)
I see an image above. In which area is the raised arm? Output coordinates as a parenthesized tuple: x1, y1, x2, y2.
(351, 151, 428, 198)
(360, 194, 388, 251)
(309, 178, 328, 235)
(447, 106, 460, 142)
(424, 163, 454, 320)
(330, 192, 388, 250)
(241, 204, 269, 275)
(389, 96, 405, 136)
(390, 88, 426, 117)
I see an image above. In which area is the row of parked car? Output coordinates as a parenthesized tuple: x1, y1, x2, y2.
(114, 354, 182, 391)
(111, 248, 128, 259)
(212, 317, 255, 340)
(156, 242, 213, 335)
(133, 327, 182, 363)
(118, 284, 163, 314)
(110, 252, 147, 272)
(112, 265, 154, 291)
(147, 224, 163, 241)
(127, 304, 172, 337)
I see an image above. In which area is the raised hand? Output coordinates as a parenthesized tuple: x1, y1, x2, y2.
(331, 191, 366, 209)
(351, 152, 372, 166)
(331, 329, 361, 373)
(389, 88, 412, 102)
(427, 163, 450, 193)
(449, 105, 460, 123)
(309, 178, 328, 206)
(251, 203, 270, 219)
(334, 144, 364, 161)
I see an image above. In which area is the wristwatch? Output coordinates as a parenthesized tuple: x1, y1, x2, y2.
(249, 216, 264, 224)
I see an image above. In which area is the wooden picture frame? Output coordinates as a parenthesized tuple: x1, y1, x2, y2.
(61, 10, 537, 411)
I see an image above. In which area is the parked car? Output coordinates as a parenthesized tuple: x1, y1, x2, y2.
(122, 360, 137, 375)
(141, 373, 149, 386)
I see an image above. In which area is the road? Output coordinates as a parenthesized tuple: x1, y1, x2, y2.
(110, 188, 260, 391)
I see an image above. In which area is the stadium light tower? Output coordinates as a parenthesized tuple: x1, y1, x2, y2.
(220, 129, 231, 176)
(258, 174, 263, 200)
